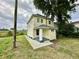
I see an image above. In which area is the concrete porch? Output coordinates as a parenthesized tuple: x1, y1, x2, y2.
(34, 37, 49, 42)
(25, 35, 53, 49)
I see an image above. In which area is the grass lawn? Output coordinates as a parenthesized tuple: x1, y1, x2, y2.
(0, 35, 79, 59)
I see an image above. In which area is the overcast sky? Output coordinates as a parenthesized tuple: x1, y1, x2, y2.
(0, 0, 79, 30)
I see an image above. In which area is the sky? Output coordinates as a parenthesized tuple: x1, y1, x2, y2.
(0, 0, 79, 30)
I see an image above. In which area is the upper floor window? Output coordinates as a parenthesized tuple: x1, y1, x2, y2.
(41, 19, 43, 23)
(49, 21, 51, 24)
(37, 18, 39, 22)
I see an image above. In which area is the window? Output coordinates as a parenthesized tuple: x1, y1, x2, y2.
(41, 19, 43, 23)
(36, 29, 39, 35)
(49, 21, 51, 24)
(37, 18, 39, 22)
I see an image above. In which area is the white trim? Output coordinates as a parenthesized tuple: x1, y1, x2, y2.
(39, 29, 43, 41)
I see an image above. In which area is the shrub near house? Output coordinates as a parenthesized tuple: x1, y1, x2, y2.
(58, 23, 74, 36)
(58, 22, 79, 38)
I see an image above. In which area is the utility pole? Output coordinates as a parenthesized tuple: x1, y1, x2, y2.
(13, 0, 18, 48)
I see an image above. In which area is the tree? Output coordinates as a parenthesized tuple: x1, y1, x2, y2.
(34, 0, 78, 32)
(7, 31, 13, 36)
(59, 23, 75, 36)
(13, 0, 18, 48)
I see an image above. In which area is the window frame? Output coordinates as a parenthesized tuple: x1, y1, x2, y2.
(49, 20, 51, 24)
(41, 19, 43, 23)
(37, 18, 39, 22)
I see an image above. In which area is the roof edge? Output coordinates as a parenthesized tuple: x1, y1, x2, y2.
(27, 14, 52, 24)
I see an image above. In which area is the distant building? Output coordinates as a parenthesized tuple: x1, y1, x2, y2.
(27, 14, 56, 42)
(72, 21, 79, 32)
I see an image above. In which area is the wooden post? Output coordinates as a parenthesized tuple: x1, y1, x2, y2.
(13, 0, 18, 48)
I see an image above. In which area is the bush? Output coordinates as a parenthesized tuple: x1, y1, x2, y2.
(58, 32, 79, 38)
(71, 32, 79, 38)
(58, 23, 75, 37)
(7, 31, 13, 36)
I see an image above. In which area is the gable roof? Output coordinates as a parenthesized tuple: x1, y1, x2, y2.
(27, 14, 52, 24)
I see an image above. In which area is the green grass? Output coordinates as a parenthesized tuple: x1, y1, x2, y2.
(0, 35, 79, 59)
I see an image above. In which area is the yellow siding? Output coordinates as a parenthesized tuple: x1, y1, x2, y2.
(43, 29, 56, 40)
(34, 18, 54, 28)
(27, 17, 36, 38)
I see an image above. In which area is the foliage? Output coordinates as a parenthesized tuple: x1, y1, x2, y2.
(34, 0, 77, 20)
(58, 23, 75, 37)
(34, 0, 78, 36)
(57, 23, 79, 38)
(16, 30, 27, 35)
(0, 35, 79, 59)
(0, 31, 9, 37)
(0, 30, 26, 37)
(7, 31, 13, 36)
(0, 37, 12, 56)
(71, 32, 79, 38)
(0, 29, 9, 31)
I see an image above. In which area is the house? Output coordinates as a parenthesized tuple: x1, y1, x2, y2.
(27, 14, 56, 42)
(72, 21, 79, 32)
(72, 21, 79, 28)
